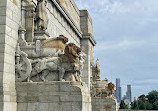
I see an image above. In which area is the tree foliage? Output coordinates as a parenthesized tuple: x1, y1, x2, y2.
(131, 100, 139, 109)
(131, 90, 158, 110)
(120, 100, 128, 109)
(145, 101, 153, 110)
(138, 101, 146, 109)
(146, 90, 158, 110)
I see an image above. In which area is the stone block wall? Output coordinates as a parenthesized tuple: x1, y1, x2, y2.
(92, 97, 117, 111)
(56, 0, 80, 30)
(47, 0, 81, 46)
(16, 82, 91, 111)
(80, 10, 93, 35)
(0, 0, 98, 111)
(81, 38, 95, 88)
(80, 10, 96, 88)
(0, 0, 21, 111)
(0, 0, 6, 109)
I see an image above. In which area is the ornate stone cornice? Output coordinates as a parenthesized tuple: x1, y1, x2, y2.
(50, 0, 83, 38)
(82, 33, 97, 46)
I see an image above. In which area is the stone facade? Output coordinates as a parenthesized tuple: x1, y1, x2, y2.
(16, 82, 91, 111)
(46, 0, 81, 46)
(91, 60, 117, 111)
(0, 0, 117, 111)
(0, 0, 21, 110)
(92, 97, 117, 111)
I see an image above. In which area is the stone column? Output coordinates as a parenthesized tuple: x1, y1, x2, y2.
(80, 35, 96, 88)
(80, 10, 96, 88)
(0, 1, 7, 110)
(25, 3, 36, 42)
(0, 0, 22, 110)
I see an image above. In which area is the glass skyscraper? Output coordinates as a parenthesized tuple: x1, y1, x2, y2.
(115, 78, 122, 102)
(126, 85, 132, 102)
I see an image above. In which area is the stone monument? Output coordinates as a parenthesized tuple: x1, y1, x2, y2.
(91, 60, 117, 111)
(0, 0, 117, 111)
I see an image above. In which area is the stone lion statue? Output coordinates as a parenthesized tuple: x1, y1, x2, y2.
(29, 43, 86, 82)
(107, 82, 115, 96)
(91, 82, 115, 97)
(61, 43, 81, 63)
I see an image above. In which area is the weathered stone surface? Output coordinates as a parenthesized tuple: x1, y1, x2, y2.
(35, 0, 48, 31)
(16, 82, 91, 111)
(56, 0, 80, 30)
(81, 36, 96, 88)
(92, 97, 117, 111)
(0, 0, 118, 111)
(0, 0, 20, 110)
(47, 0, 81, 46)
(80, 10, 93, 35)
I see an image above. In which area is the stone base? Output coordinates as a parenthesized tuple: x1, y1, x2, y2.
(16, 82, 91, 111)
(34, 31, 50, 41)
(92, 97, 117, 111)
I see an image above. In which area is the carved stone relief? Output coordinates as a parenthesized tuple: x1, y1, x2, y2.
(15, 44, 32, 82)
(91, 60, 116, 98)
(15, 35, 86, 82)
(35, 0, 48, 31)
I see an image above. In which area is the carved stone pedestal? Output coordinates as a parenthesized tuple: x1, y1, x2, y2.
(92, 97, 117, 111)
(34, 31, 50, 41)
(16, 82, 92, 111)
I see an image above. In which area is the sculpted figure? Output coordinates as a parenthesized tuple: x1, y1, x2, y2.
(35, 0, 48, 31)
(63, 43, 81, 63)
(31, 56, 65, 81)
(72, 52, 86, 82)
(96, 59, 100, 71)
(91, 81, 115, 97)
(29, 43, 86, 82)
(92, 59, 101, 81)
(107, 82, 115, 96)
(57, 35, 69, 43)
(15, 44, 32, 82)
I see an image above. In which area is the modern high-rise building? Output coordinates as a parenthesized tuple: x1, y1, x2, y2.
(126, 85, 132, 102)
(115, 78, 122, 102)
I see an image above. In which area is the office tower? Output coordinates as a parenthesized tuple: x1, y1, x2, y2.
(115, 78, 122, 102)
(126, 85, 132, 102)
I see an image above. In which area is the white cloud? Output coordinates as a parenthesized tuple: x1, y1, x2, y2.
(75, 0, 158, 16)
(74, 0, 158, 98)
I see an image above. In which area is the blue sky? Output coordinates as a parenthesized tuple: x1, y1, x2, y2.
(75, 0, 158, 99)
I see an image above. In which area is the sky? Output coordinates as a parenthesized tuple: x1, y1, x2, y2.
(74, 0, 158, 100)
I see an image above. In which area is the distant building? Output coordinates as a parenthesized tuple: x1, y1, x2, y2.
(134, 96, 138, 101)
(115, 78, 122, 102)
(126, 85, 132, 102)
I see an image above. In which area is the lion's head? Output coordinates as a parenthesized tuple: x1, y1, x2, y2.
(108, 82, 115, 92)
(65, 43, 81, 58)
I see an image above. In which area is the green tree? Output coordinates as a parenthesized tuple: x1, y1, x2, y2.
(138, 101, 146, 110)
(131, 100, 139, 109)
(153, 100, 158, 110)
(131, 90, 158, 110)
(120, 100, 128, 109)
(145, 101, 153, 110)
(146, 90, 158, 110)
